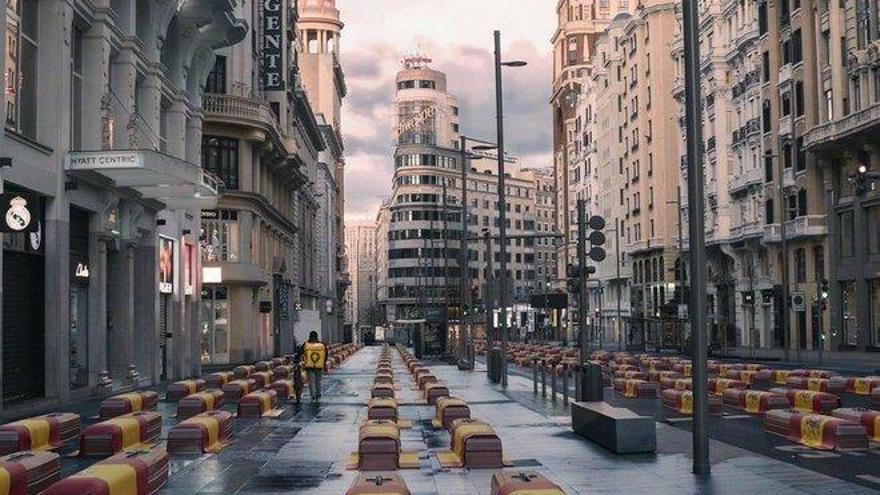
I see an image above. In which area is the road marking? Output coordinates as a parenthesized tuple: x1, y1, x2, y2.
(721, 414, 752, 420)
(666, 417, 693, 423)
(857, 475, 880, 485)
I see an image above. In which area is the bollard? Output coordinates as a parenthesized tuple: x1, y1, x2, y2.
(550, 364, 557, 402)
(562, 364, 569, 406)
(532, 357, 538, 395)
(541, 360, 547, 398)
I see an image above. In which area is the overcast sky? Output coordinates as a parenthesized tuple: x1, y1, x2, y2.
(338, 0, 557, 222)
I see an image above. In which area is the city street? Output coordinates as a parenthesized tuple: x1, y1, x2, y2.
(500, 356, 880, 491)
(18, 346, 874, 494)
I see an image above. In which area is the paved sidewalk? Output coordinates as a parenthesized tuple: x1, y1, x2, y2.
(147, 346, 878, 494)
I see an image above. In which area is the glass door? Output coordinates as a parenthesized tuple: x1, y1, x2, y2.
(69, 285, 89, 389)
(200, 287, 230, 364)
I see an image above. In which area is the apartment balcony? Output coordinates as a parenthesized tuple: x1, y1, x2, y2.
(778, 114, 792, 137)
(778, 64, 792, 86)
(728, 166, 763, 195)
(729, 221, 764, 242)
(803, 102, 880, 152)
(762, 215, 827, 243)
(203, 93, 286, 145)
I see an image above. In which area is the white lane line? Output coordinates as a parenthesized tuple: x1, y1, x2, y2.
(666, 417, 693, 423)
(857, 475, 880, 485)
(721, 414, 753, 420)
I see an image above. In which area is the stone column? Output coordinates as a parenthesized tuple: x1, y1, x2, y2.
(137, 69, 163, 150)
(43, 197, 71, 402)
(89, 233, 110, 387)
(185, 114, 203, 166)
(107, 241, 136, 381)
(165, 98, 188, 160)
(110, 48, 137, 150)
(81, 22, 112, 150)
(133, 231, 158, 384)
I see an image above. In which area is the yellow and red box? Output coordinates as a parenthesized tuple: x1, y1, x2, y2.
(661, 389, 721, 415)
(237, 390, 278, 418)
(222, 379, 256, 403)
(177, 390, 225, 420)
(44, 446, 168, 495)
(764, 409, 868, 450)
(167, 410, 233, 454)
(165, 379, 206, 402)
(769, 387, 841, 414)
(205, 371, 233, 389)
(0, 413, 80, 455)
(250, 371, 274, 390)
(724, 369, 771, 386)
(99, 391, 159, 420)
(708, 378, 748, 396)
(613, 378, 657, 399)
(233, 365, 255, 379)
(79, 412, 161, 456)
(721, 389, 789, 414)
(846, 376, 880, 395)
(786, 376, 846, 395)
(490, 471, 565, 495)
(831, 408, 880, 442)
(647, 370, 682, 384)
(345, 473, 411, 495)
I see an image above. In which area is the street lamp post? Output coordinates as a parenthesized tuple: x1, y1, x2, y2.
(493, 29, 527, 388)
(458, 136, 498, 369)
(682, 0, 710, 475)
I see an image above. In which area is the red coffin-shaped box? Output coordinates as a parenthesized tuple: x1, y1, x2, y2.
(44, 447, 168, 495)
(0, 450, 61, 495)
(0, 413, 80, 455)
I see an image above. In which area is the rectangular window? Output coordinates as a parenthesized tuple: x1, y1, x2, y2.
(202, 136, 240, 189)
(871, 280, 880, 346)
(200, 210, 240, 262)
(5, 0, 39, 138)
(70, 26, 84, 150)
(841, 281, 858, 346)
(869, 206, 880, 255)
(205, 56, 227, 94)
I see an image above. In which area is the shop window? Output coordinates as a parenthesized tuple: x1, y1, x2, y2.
(5, 0, 39, 138)
(200, 210, 240, 262)
(841, 281, 858, 346)
(201, 136, 239, 189)
(200, 287, 230, 365)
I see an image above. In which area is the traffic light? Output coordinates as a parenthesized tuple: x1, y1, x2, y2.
(588, 215, 607, 262)
(855, 164, 869, 197)
(819, 278, 829, 312)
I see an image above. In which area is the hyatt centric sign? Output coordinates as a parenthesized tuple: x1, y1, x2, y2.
(66, 151, 143, 170)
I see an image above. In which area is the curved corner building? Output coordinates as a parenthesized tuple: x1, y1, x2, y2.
(386, 54, 463, 327)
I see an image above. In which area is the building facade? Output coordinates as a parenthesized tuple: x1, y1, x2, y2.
(198, 0, 325, 365)
(551, 0, 635, 291)
(345, 222, 377, 339)
(0, 0, 246, 415)
(804, 0, 880, 354)
(297, 0, 350, 344)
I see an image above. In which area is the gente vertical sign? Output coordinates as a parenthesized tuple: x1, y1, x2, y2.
(262, 0, 285, 91)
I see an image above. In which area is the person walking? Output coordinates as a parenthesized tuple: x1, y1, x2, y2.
(298, 331, 327, 402)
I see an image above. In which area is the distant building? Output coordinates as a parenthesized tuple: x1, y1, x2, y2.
(345, 223, 378, 338)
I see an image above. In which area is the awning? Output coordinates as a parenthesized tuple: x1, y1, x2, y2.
(65, 150, 221, 210)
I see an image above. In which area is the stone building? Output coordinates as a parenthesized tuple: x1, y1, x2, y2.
(297, 0, 350, 344)
(199, 0, 324, 364)
(345, 222, 378, 340)
(0, 0, 246, 415)
(804, 0, 880, 355)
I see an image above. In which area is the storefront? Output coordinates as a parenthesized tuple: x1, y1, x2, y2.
(1, 190, 45, 404)
(68, 207, 91, 390)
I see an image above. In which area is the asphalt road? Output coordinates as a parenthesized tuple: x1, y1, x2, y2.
(501, 360, 880, 491)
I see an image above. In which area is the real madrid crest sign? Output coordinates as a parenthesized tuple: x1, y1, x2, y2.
(0, 193, 40, 233)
